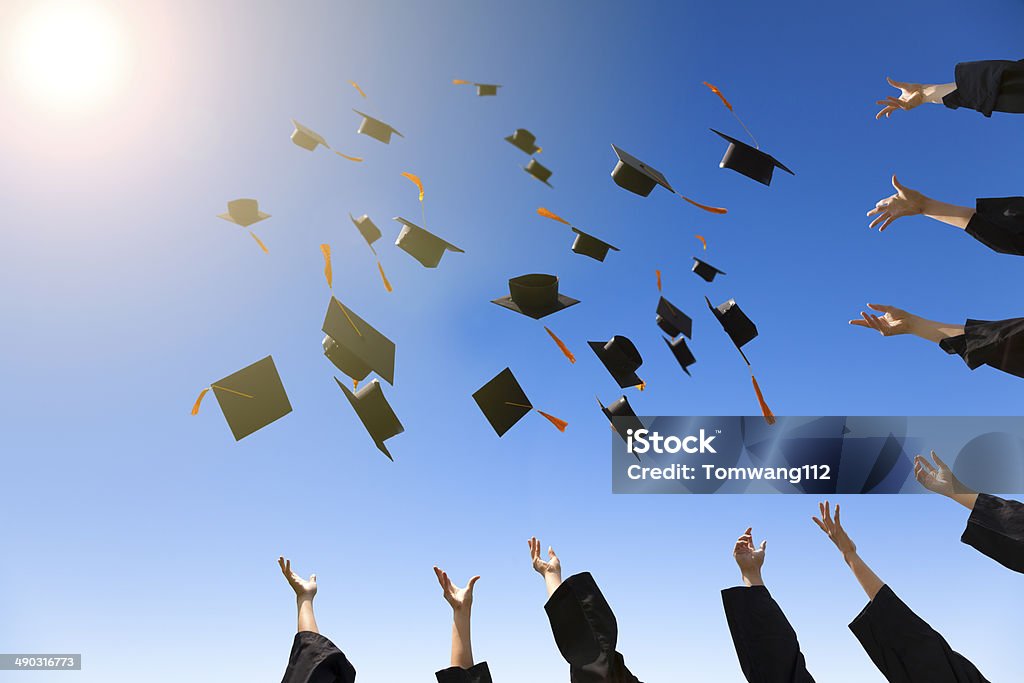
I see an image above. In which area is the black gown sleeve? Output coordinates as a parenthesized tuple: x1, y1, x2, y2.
(939, 318, 1024, 378)
(721, 586, 816, 683)
(280, 631, 357, 683)
(848, 585, 989, 683)
(964, 197, 1024, 256)
(942, 59, 1024, 116)
(544, 572, 642, 683)
(436, 662, 493, 683)
(960, 493, 1024, 574)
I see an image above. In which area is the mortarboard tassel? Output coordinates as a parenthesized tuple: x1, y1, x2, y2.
(537, 207, 571, 225)
(353, 379, 359, 390)
(378, 262, 393, 292)
(335, 151, 364, 162)
(655, 269, 663, 292)
(544, 326, 576, 364)
(452, 79, 471, 85)
(349, 80, 367, 98)
(750, 373, 776, 425)
(249, 231, 269, 253)
(333, 297, 362, 337)
(320, 244, 333, 289)
(537, 411, 569, 432)
(703, 80, 760, 149)
(401, 171, 426, 226)
(635, 381, 646, 392)
(191, 388, 210, 415)
(677, 194, 728, 214)
(695, 234, 707, 250)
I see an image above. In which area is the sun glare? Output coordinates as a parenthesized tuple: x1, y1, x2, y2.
(12, 3, 126, 110)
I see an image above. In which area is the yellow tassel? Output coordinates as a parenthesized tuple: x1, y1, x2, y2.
(378, 262, 393, 292)
(751, 374, 776, 425)
(335, 151, 364, 162)
(349, 80, 367, 98)
(452, 79, 470, 85)
(191, 388, 210, 415)
(353, 379, 359, 390)
(320, 244, 332, 289)
(537, 411, 568, 432)
(250, 231, 269, 253)
(401, 172, 424, 202)
(635, 381, 646, 392)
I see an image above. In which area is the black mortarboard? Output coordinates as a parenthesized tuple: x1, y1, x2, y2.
(711, 129, 794, 186)
(210, 356, 292, 441)
(656, 296, 692, 339)
(598, 395, 644, 444)
(588, 335, 644, 388)
(570, 228, 619, 262)
(393, 217, 464, 268)
(322, 297, 395, 385)
(353, 109, 404, 144)
(523, 159, 553, 187)
(492, 274, 579, 319)
(336, 378, 403, 460)
(664, 336, 696, 376)
(472, 367, 533, 436)
(610, 144, 674, 196)
(349, 213, 381, 247)
(474, 83, 501, 96)
(706, 296, 757, 365)
(692, 257, 726, 282)
(505, 128, 541, 155)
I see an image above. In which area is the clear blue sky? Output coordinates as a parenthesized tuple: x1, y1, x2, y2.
(1, 0, 1022, 681)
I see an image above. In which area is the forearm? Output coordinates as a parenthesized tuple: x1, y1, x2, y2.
(910, 317, 965, 344)
(921, 196, 976, 230)
(297, 596, 319, 634)
(844, 551, 884, 601)
(922, 82, 958, 103)
(450, 610, 473, 668)
(544, 571, 563, 598)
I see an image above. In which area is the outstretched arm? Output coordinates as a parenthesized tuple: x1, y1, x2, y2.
(849, 303, 964, 344)
(434, 567, 480, 669)
(733, 527, 767, 587)
(866, 175, 975, 232)
(812, 502, 884, 601)
(528, 537, 563, 598)
(875, 77, 957, 119)
(915, 451, 979, 510)
(279, 556, 319, 634)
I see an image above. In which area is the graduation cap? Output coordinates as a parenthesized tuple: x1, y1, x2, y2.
(393, 217, 464, 268)
(472, 367, 567, 437)
(706, 296, 775, 424)
(664, 336, 696, 376)
(598, 395, 645, 445)
(217, 198, 270, 227)
(349, 213, 381, 247)
(335, 378, 403, 460)
(492, 273, 579, 319)
(453, 79, 501, 96)
(656, 296, 692, 339)
(505, 128, 541, 155)
(711, 129, 794, 186)
(692, 257, 726, 283)
(570, 228, 619, 262)
(191, 356, 292, 441)
(610, 144, 674, 196)
(589, 335, 644, 388)
(322, 296, 395, 385)
(353, 110, 404, 144)
(291, 120, 330, 151)
(523, 159, 553, 187)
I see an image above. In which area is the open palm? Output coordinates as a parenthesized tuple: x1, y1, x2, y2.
(867, 175, 926, 231)
(849, 303, 918, 337)
(279, 556, 317, 599)
(876, 77, 926, 119)
(812, 501, 857, 556)
(914, 451, 962, 497)
(433, 566, 479, 612)
(528, 537, 561, 577)
(733, 527, 766, 573)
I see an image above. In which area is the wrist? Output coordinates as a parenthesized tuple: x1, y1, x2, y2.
(842, 549, 860, 565)
(740, 569, 764, 587)
(296, 593, 315, 605)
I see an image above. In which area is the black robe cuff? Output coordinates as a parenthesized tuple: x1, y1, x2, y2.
(961, 493, 1024, 574)
(848, 585, 989, 683)
(544, 573, 642, 683)
(436, 662, 493, 683)
(939, 318, 1024, 378)
(280, 631, 356, 683)
(721, 586, 815, 683)
(942, 59, 1024, 116)
(965, 197, 1024, 255)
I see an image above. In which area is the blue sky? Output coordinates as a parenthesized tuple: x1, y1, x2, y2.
(1, 0, 1022, 680)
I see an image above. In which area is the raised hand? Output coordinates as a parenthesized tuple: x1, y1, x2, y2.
(876, 77, 927, 119)
(867, 176, 927, 231)
(849, 303, 919, 336)
(733, 527, 766, 586)
(812, 501, 857, 557)
(433, 566, 479, 612)
(529, 536, 562, 578)
(279, 556, 317, 600)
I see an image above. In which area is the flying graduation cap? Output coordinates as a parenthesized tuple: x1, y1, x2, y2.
(610, 145, 727, 214)
(393, 217, 464, 268)
(665, 336, 696, 375)
(453, 79, 501, 96)
(191, 356, 292, 441)
(692, 257, 726, 283)
(353, 109, 404, 144)
(598, 395, 645, 445)
(322, 296, 396, 385)
(702, 81, 793, 186)
(217, 198, 272, 252)
(536, 207, 619, 262)
(589, 335, 644, 389)
(505, 129, 541, 155)
(291, 120, 329, 151)
(524, 158, 553, 187)
(350, 213, 382, 246)
(656, 296, 692, 339)
(335, 378, 403, 460)
(473, 367, 567, 437)
(705, 296, 775, 424)
(492, 274, 579, 320)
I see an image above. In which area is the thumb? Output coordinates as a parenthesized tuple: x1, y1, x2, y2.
(760, 540, 767, 551)
(891, 174, 906, 193)
(548, 546, 558, 560)
(467, 575, 481, 590)
(931, 451, 952, 472)
(310, 574, 317, 582)
(887, 76, 909, 89)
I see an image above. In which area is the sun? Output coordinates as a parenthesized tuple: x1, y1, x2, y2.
(12, 2, 127, 110)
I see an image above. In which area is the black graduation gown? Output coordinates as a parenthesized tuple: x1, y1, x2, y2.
(848, 585, 989, 683)
(940, 317, 1024, 378)
(280, 631, 356, 683)
(544, 572, 642, 683)
(721, 586, 815, 683)
(965, 197, 1024, 256)
(942, 59, 1024, 116)
(436, 662, 493, 683)
(960, 493, 1024, 573)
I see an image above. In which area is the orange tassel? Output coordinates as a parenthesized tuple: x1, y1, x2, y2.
(349, 80, 367, 98)
(702, 81, 733, 111)
(191, 388, 210, 415)
(320, 244, 332, 289)
(378, 262, 393, 292)
(353, 379, 359, 390)
(452, 79, 470, 85)
(335, 151, 364, 162)
(537, 207, 571, 225)
(401, 172, 424, 202)
(695, 234, 707, 250)
(544, 326, 575, 364)
(678, 195, 728, 214)
(751, 374, 776, 425)
(635, 381, 646, 392)
(655, 270, 662, 292)
(537, 411, 568, 432)
(249, 231, 269, 253)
